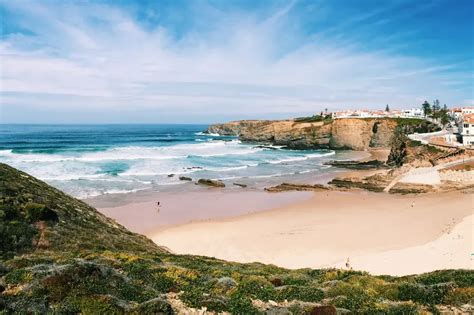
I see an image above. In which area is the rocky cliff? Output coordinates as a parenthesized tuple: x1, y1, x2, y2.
(207, 118, 438, 150)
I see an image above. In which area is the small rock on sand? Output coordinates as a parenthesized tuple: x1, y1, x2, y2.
(197, 179, 225, 188)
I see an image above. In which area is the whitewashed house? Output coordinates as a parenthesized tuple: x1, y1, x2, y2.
(461, 114, 474, 146)
(401, 108, 424, 118)
(461, 107, 474, 115)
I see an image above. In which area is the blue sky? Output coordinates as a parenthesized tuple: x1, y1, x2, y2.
(0, 0, 473, 123)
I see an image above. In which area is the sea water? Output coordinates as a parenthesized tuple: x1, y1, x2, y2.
(0, 124, 358, 199)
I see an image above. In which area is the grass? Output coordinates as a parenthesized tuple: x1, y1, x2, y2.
(294, 114, 333, 124)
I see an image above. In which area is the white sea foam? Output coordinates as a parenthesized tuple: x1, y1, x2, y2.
(195, 132, 222, 136)
(0, 141, 256, 163)
(75, 187, 150, 199)
(1, 138, 338, 199)
(205, 165, 249, 172)
(266, 156, 308, 164)
(262, 151, 334, 165)
(307, 151, 336, 158)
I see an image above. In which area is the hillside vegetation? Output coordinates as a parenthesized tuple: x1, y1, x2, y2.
(0, 163, 472, 314)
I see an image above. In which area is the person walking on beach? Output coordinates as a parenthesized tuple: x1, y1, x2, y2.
(156, 201, 161, 213)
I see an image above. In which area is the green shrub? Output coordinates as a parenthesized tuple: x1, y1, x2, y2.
(276, 285, 324, 302)
(398, 282, 456, 305)
(322, 269, 367, 282)
(151, 272, 178, 292)
(5, 268, 33, 284)
(228, 291, 261, 315)
(277, 273, 311, 286)
(122, 259, 153, 280)
(443, 287, 474, 305)
(294, 114, 333, 123)
(408, 140, 423, 147)
(295, 115, 324, 123)
(327, 283, 377, 312)
(0, 219, 38, 259)
(414, 270, 474, 288)
(237, 275, 276, 301)
(180, 287, 207, 309)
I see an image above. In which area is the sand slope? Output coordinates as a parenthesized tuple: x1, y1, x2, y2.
(333, 215, 473, 275)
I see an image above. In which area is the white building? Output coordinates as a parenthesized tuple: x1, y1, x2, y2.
(461, 114, 474, 146)
(461, 107, 474, 115)
(331, 107, 439, 120)
(401, 108, 424, 118)
(451, 107, 474, 120)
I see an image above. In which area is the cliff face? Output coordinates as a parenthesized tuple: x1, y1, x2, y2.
(329, 118, 398, 150)
(207, 118, 398, 150)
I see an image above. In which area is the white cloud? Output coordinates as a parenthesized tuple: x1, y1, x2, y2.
(0, 1, 472, 123)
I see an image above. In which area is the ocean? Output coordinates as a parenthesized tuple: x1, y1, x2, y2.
(0, 124, 359, 199)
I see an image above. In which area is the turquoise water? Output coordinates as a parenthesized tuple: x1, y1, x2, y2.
(0, 124, 350, 198)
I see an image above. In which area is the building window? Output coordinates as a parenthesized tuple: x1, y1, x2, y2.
(464, 124, 469, 128)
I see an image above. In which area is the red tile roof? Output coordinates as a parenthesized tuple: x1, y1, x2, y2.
(464, 114, 474, 124)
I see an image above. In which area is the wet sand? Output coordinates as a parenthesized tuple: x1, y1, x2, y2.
(151, 190, 473, 276)
(93, 189, 312, 235)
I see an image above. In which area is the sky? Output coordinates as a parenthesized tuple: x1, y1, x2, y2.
(0, 0, 473, 123)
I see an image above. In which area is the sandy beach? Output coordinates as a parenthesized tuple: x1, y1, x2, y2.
(90, 150, 382, 235)
(150, 190, 473, 276)
(94, 190, 312, 235)
(91, 148, 473, 276)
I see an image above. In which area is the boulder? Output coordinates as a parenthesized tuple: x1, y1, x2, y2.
(197, 179, 225, 188)
(216, 277, 237, 292)
(310, 305, 337, 315)
(269, 278, 283, 287)
(179, 176, 192, 181)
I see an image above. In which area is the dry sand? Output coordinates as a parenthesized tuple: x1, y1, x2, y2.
(332, 214, 473, 275)
(151, 190, 473, 276)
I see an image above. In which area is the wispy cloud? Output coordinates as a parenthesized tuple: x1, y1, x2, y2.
(0, 0, 472, 123)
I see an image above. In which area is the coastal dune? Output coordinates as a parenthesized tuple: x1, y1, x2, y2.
(152, 190, 473, 276)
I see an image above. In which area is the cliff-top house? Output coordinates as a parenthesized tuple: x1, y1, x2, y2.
(331, 108, 419, 119)
(461, 114, 474, 146)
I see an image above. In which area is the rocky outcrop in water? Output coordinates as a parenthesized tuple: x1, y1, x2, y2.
(207, 118, 431, 150)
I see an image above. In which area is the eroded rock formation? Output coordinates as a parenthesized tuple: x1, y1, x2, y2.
(207, 118, 415, 150)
